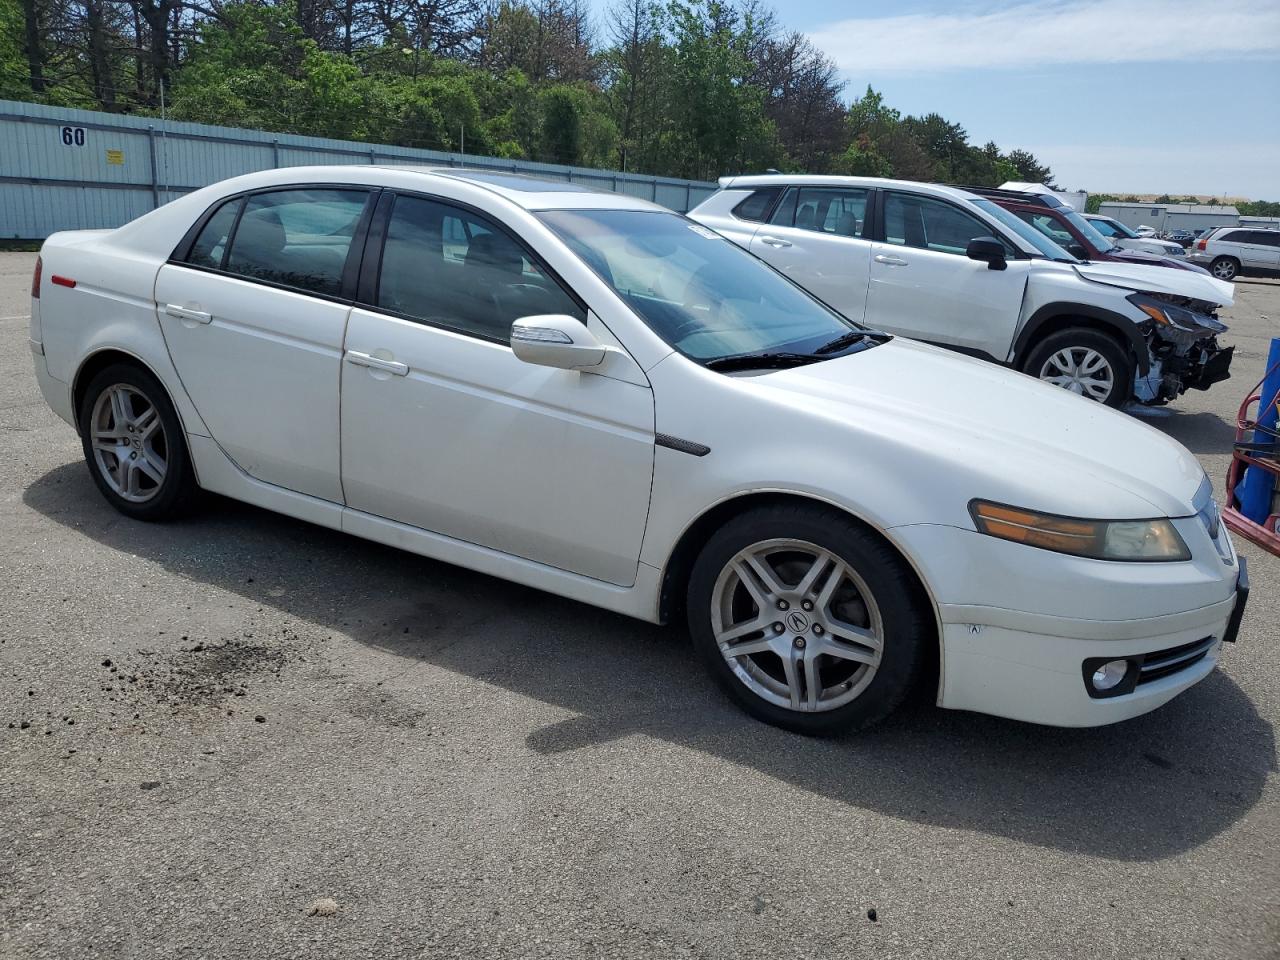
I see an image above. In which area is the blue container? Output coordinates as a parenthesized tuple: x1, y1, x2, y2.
(1238, 337, 1280, 524)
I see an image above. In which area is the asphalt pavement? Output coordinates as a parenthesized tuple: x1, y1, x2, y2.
(1, 251, 1277, 959)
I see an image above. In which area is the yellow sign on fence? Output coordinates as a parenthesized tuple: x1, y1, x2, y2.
(105, 149, 124, 165)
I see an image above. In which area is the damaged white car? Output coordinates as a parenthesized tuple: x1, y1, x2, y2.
(690, 175, 1234, 408)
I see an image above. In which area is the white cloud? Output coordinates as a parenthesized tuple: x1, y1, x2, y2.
(808, 0, 1280, 73)
(1024, 143, 1280, 198)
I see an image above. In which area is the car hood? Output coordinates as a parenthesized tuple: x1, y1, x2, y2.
(1109, 249, 1211, 275)
(750, 339, 1206, 520)
(1071, 260, 1234, 306)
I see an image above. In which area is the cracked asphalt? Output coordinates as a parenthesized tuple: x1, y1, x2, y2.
(1, 252, 1277, 959)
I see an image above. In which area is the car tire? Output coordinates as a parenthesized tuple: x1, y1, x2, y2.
(1209, 257, 1239, 281)
(1021, 327, 1133, 409)
(78, 362, 199, 521)
(686, 503, 927, 735)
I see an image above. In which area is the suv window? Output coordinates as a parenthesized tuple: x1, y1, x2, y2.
(732, 187, 782, 222)
(222, 189, 368, 296)
(769, 187, 868, 238)
(1248, 231, 1280, 247)
(186, 199, 241, 270)
(885, 192, 999, 255)
(1015, 210, 1074, 248)
(376, 194, 583, 343)
(1216, 230, 1249, 244)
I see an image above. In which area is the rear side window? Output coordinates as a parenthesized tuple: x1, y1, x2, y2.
(770, 187, 869, 238)
(223, 189, 368, 296)
(732, 188, 782, 222)
(376, 194, 583, 344)
(186, 199, 241, 270)
(1216, 230, 1247, 244)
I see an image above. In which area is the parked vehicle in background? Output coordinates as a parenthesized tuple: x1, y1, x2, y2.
(1189, 227, 1280, 280)
(963, 186, 1208, 275)
(30, 165, 1249, 733)
(1085, 215, 1188, 258)
(998, 181, 1088, 213)
(1136, 225, 1157, 238)
(1167, 229, 1196, 248)
(690, 175, 1235, 408)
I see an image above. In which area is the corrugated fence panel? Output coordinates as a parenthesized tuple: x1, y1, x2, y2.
(0, 99, 718, 238)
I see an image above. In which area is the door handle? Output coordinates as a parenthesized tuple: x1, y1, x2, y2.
(874, 254, 908, 266)
(759, 236, 793, 248)
(345, 350, 409, 377)
(164, 303, 212, 324)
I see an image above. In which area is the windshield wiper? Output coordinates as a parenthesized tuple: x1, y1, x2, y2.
(704, 352, 825, 372)
(814, 330, 876, 355)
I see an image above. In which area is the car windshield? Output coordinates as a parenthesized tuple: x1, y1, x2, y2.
(538, 209, 865, 362)
(1094, 217, 1139, 239)
(1061, 209, 1117, 254)
(968, 199, 1077, 262)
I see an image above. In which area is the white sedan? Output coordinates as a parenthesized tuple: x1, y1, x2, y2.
(29, 166, 1248, 733)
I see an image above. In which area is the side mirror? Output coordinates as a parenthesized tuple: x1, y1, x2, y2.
(966, 236, 1007, 270)
(511, 314, 608, 370)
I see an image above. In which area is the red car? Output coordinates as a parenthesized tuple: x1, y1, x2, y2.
(960, 186, 1211, 275)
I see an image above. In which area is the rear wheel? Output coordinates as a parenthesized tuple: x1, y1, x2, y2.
(78, 362, 198, 520)
(1022, 327, 1133, 409)
(686, 504, 927, 735)
(1210, 257, 1239, 281)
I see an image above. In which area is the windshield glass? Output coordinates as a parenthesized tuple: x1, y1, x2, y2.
(1092, 217, 1138, 239)
(968, 199, 1077, 261)
(538, 209, 861, 361)
(1062, 209, 1116, 254)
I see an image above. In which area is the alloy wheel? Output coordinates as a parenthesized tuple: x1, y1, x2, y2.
(1038, 347, 1115, 402)
(710, 539, 884, 713)
(1211, 259, 1237, 280)
(90, 383, 169, 503)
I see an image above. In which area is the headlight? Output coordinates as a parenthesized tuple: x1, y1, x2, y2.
(969, 500, 1191, 562)
(1127, 292, 1198, 329)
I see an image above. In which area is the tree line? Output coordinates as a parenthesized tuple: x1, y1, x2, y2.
(1, 0, 1059, 185)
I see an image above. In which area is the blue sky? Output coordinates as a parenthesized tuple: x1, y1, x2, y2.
(586, 0, 1280, 199)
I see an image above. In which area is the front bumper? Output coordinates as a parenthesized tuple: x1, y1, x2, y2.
(892, 521, 1241, 726)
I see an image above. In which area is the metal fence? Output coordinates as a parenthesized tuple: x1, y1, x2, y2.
(0, 99, 719, 239)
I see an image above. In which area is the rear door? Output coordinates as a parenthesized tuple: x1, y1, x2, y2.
(748, 185, 873, 323)
(864, 190, 1029, 359)
(1242, 231, 1280, 270)
(155, 186, 374, 502)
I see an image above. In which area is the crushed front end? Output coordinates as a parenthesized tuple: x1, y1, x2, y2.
(1127, 293, 1233, 404)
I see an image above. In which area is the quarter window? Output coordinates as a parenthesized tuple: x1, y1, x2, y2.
(186, 199, 240, 270)
(223, 189, 368, 296)
(376, 195, 583, 343)
(769, 187, 869, 238)
(885, 193, 1004, 256)
(732, 187, 782, 222)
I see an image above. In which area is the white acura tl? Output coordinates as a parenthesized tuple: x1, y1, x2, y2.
(29, 166, 1248, 733)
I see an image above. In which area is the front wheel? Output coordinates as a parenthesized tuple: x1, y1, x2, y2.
(78, 362, 199, 520)
(1022, 327, 1133, 408)
(686, 504, 927, 735)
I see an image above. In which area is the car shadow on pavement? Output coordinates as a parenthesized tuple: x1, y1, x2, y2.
(24, 461, 1276, 864)
(1148, 410, 1237, 456)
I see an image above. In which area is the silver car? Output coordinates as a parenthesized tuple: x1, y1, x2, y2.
(1188, 227, 1280, 280)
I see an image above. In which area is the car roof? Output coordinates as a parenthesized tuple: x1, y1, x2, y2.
(717, 173, 983, 204)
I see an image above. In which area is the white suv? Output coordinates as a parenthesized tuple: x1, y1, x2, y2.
(690, 176, 1235, 408)
(1188, 227, 1280, 281)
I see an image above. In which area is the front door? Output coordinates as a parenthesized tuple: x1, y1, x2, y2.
(748, 185, 873, 323)
(339, 192, 655, 586)
(865, 190, 1030, 360)
(155, 187, 373, 501)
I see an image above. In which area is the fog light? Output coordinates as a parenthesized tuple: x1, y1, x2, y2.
(1091, 659, 1129, 691)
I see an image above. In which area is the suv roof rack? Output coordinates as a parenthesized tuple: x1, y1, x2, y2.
(948, 184, 1067, 209)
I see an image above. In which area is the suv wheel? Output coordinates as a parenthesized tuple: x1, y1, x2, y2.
(1022, 328, 1133, 409)
(686, 504, 927, 735)
(78, 362, 199, 520)
(1210, 257, 1239, 281)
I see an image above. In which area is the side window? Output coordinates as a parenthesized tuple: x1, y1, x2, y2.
(224, 188, 368, 296)
(1218, 230, 1246, 244)
(185, 199, 241, 270)
(771, 188, 868, 237)
(732, 187, 782, 222)
(1017, 211, 1072, 247)
(376, 194, 584, 344)
(884, 193, 1005, 255)
(1255, 232, 1280, 248)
